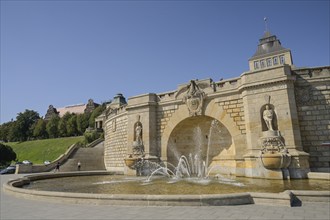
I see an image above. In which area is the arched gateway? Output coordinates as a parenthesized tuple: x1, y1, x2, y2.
(98, 31, 330, 179)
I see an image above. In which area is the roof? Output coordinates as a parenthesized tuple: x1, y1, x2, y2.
(56, 104, 86, 117)
(250, 31, 290, 60)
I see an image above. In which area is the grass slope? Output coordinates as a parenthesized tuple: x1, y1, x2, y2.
(7, 136, 84, 165)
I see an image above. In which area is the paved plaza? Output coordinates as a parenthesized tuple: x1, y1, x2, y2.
(1, 174, 329, 220)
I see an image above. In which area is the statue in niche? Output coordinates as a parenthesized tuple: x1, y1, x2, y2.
(263, 104, 274, 131)
(133, 115, 144, 156)
(258, 100, 291, 169)
(135, 123, 142, 145)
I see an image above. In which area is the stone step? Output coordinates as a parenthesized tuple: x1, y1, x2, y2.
(60, 141, 106, 172)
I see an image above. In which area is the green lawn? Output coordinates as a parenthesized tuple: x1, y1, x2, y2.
(7, 136, 84, 165)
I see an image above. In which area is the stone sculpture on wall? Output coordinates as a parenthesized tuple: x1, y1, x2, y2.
(132, 115, 144, 156)
(263, 104, 274, 131)
(259, 100, 291, 169)
(295, 86, 312, 106)
(124, 115, 145, 173)
(176, 80, 206, 116)
(135, 123, 142, 146)
(112, 119, 116, 132)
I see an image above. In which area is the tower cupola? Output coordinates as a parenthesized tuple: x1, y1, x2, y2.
(249, 31, 293, 71)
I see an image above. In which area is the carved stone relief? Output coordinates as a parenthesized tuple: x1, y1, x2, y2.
(295, 86, 313, 106)
(112, 119, 116, 132)
(182, 80, 205, 116)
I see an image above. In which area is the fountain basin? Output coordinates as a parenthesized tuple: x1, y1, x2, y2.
(4, 171, 329, 206)
(124, 157, 137, 168)
(261, 152, 291, 169)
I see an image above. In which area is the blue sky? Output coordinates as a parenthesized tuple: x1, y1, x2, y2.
(1, 0, 329, 124)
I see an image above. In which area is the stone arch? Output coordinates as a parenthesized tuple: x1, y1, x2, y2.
(166, 115, 232, 170)
(161, 100, 243, 163)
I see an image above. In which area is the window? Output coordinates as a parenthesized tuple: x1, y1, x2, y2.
(254, 61, 260, 69)
(273, 57, 278, 65)
(279, 55, 285, 64)
(266, 58, 272, 67)
(260, 60, 266, 68)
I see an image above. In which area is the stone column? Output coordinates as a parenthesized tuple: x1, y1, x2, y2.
(125, 93, 159, 175)
(241, 65, 310, 179)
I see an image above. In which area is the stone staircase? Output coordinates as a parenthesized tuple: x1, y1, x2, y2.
(60, 141, 106, 172)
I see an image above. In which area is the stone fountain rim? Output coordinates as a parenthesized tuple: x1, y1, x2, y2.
(3, 171, 329, 207)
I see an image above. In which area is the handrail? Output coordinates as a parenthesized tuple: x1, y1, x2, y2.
(85, 138, 104, 148)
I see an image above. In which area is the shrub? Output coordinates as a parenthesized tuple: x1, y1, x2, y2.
(0, 143, 17, 166)
(84, 130, 102, 144)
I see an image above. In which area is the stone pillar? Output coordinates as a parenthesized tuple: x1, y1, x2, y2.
(241, 65, 310, 179)
(126, 93, 158, 159)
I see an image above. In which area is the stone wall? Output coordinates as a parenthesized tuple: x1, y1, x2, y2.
(104, 112, 128, 172)
(218, 98, 246, 134)
(156, 104, 178, 150)
(294, 67, 330, 172)
(102, 65, 330, 178)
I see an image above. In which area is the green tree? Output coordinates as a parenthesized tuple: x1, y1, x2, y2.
(76, 113, 90, 135)
(13, 110, 40, 141)
(0, 121, 14, 142)
(0, 143, 17, 166)
(7, 121, 19, 142)
(89, 105, 106, 128)
(67, 114, 77, 136)
(33, 119, 48, 139)
(46, 115, 60, 138)
(58, 112, 72, 137)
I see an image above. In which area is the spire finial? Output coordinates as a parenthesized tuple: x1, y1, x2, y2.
(264, 17, 269, 32)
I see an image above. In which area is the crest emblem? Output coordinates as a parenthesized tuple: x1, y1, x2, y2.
(183, 80, 205, 116)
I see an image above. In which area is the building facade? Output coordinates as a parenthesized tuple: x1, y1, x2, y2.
(44, 99, 99, 120)
(100, 32, 330, 179)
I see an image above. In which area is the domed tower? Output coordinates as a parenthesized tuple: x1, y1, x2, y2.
(248, 31, 293, 71)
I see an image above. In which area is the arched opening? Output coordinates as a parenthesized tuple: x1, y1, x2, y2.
(166, 116, 232, 174)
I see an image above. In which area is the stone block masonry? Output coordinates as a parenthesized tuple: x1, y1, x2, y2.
(218, 99, 246, 134)
(104, 114, 128, 171)
(294, 67, 330, 172)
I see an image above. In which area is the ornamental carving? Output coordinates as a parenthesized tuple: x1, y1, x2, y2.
(179, 80, 206, 116)
(112, 119, 116, 132)
(295, 86, 313, 106)
(260, 137, 286, 153)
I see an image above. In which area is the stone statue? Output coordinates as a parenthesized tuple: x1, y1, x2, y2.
(132, 115, 144, 156)
(135, 124, 142, 145)
(263, 104, 274, 131)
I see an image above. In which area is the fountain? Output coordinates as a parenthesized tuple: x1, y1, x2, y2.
(4, 103, 329, 206)
(5, 115, 327, 207)
(4, 106, 329, 207)
(121, 115, 227, 184)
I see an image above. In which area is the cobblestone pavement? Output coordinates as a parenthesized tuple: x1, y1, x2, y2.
(1, 174, 329, 220)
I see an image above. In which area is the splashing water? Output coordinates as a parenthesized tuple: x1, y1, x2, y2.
(146, 119, 234, 183)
